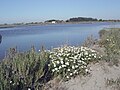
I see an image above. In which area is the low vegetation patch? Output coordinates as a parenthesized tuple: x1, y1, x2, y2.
(0, 45, 102, 90)
(49, 46, 102, 80)
(106, 77, 120, 90)
(99, 28, 120, 66)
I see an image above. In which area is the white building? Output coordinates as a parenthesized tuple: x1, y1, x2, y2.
(51, 21, 56, 24)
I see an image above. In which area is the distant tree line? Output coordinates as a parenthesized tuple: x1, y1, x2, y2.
(66, 17, 98, 22)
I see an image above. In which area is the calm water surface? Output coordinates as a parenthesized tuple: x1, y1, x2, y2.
(0, 22, 120, 60)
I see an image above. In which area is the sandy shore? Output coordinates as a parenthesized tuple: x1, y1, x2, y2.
(47, 60, 120, 90)
(58, 61, 120, 90)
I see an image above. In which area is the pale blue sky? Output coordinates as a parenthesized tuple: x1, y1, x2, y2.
(0, 0, 120, 24)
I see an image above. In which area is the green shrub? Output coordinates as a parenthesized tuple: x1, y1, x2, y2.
(99, 28, 120, 66)
(0, 47, 50, 90)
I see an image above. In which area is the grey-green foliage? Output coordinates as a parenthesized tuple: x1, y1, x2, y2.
(99, 28, 120, 66)
(0, 47, 50, 90)
(106, 77, 120, 90)
(82, 35, 97, 48)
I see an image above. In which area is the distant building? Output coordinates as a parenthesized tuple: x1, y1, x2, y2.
(51, 21, 56, 24)
(45, 19, 63, 24)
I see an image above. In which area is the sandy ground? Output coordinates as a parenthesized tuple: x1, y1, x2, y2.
(58, 61, 120, 90)
(46, 61, 120, 90)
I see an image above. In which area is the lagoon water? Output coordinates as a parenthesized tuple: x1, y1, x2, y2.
(0, 22, 120, 60)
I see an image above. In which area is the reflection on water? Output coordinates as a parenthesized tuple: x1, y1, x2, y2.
(0, 34, 2, 44)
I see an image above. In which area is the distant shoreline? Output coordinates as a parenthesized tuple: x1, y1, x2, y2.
(0, 21, 120, 29)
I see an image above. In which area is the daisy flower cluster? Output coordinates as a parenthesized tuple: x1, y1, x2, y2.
(49, 46, 102, 80)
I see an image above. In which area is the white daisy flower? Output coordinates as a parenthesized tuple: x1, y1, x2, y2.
(74, 70, 77, 74)
(61, 60, 64, 64)
(53, 63, 56, 67)
(66, 76, 69, 79)
(56, 61, 60, 64)
(75, 65, 78, 68)
(68, 69, 70, 71)
(81, 66, 84, 68)
(55, 68, 58, 71)
(59, 66, 62, 69)
(89, 54, 92, 57)
(70, 73, 73, 76)
(28, 88, 31, 90)
(65, 62, 69, 65)
(85, 51, 88, 55)
(52, 69, 55, 72)
(48, 64, 50, 67)
(85, 69, 89, 72)
(94, 55, 97, 58)
(62, 65, 66, 67)
(10, 81, 12, 83)
(72, 66, 75, 69)
(88, 58, 91, 60)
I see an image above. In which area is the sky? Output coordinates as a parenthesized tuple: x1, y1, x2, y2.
(0, 0, 120, 24)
